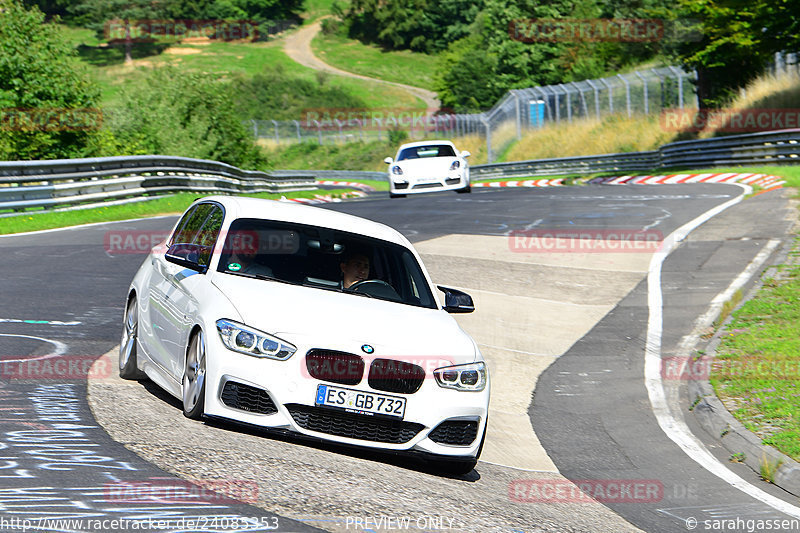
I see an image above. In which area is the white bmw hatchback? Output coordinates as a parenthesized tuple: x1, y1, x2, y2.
(384, 140, 471, 198)
(121, 196, 489, 473)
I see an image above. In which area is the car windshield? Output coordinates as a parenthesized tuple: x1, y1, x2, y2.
(397, 144, 456, 161)
(216, 218, 437, 309)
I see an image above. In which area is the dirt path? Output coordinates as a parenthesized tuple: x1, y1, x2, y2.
(284, 21, 440, 110)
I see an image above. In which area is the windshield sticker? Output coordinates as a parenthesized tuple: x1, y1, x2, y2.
(228, 263, 242, 272)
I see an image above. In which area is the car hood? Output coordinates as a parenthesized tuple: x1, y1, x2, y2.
(211, 274, 478, 362)
(396, 158, 458, 175)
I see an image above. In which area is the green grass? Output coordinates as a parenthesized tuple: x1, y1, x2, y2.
(311, 31, 438, 92)
(0, 189, 353, 235)
(304, 0, 342, 22)
(710, 236, 800, 461)
(262, 140, 397, 173)
(58, 22, 422, 111)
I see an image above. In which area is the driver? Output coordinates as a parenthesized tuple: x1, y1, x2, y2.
(340, 252, 370, 289)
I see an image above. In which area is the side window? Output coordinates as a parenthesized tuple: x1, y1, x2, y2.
(171, 204, 213, 246)
(195, 206, 223, 267)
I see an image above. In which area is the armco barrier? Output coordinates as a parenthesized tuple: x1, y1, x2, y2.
(2, 129, 800, 211)
(471, 128, 800, 179)
(0, 155, 316, 211)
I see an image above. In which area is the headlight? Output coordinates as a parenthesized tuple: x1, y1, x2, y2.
(434, 362, 487, 391)
(216, 319, 296, 360)
(391, 165, 403, 175)
(449, 160, 460, 171)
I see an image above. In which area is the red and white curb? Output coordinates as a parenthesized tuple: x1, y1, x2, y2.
(590, 173, 785, 189)
(279, 191, 367, 205)
(474, 178, 563, 188)
(314, 180, 376, 192)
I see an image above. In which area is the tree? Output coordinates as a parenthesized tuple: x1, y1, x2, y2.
(69, 0, 168, 63)
(0, 0, 100, 160)
(667, 0, 800, 108)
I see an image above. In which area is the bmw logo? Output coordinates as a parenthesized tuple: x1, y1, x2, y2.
(361, 344, 374, 354)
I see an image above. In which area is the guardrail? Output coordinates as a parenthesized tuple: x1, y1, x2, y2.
(471, 128, 800, 179)
(0, 155, 316, 211)
(2, 129, 800, 212)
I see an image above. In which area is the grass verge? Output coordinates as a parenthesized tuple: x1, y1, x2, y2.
(311, 31, 438, 92)
(710, 233, 800, 462)
(0, 189, 353, 235)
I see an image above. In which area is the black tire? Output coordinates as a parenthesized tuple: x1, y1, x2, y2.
(389, 192, 406, 199)
(119, 296, 147, 380)
(182, 331, 207, 420)
(456, 184, 472, 194)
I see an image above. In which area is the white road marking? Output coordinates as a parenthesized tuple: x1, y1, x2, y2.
(0, 334, 67, 363)
(644, 183, 800, 519)
(0, 318, 82, 326)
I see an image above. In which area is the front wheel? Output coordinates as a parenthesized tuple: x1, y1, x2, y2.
(456, 184, 471, 194)
(389, 192, 406, 199)
(119, 296, 146, 380)
(182, 331, 207, 420)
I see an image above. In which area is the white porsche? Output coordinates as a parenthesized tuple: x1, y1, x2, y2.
(120, 196, 489, 473)
(384, 140, 471, 198)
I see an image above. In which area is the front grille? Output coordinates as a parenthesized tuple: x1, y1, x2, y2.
(394, 183, 409, 190)
(220, 381, 277, 415)
(412, 182, 442, 190)
(286, 404, 424, 444)
(306, 350, 364, 385)
(368, 358, 425, 394)
(429, 420, 479, 446)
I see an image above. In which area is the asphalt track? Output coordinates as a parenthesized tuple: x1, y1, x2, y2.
(0, 184, 796, 532)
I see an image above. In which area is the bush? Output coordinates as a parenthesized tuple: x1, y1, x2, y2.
(106, 67, 265, 168)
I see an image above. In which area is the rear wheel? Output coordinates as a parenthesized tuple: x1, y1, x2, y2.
(389, 192, 406, 199)
(182, 331, 207, 420)
(119, 296, 146, 380)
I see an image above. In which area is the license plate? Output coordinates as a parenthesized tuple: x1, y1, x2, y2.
(315, 385, 406, 419)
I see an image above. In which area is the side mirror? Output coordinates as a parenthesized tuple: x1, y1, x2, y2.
(460, 151, 471, 158)
(165, 243, 208, 273)
(437, 286, 474, 313)
(384, 157, 393, 165)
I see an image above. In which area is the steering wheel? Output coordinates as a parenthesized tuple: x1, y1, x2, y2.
(349, 279, 402, 301)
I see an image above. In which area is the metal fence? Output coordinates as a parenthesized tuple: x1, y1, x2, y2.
(248, 66, 697, 163)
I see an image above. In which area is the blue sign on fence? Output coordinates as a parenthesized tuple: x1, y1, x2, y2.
(529, 100, 545, 128)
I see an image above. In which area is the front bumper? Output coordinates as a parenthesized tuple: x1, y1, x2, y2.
(390, 174, 469, 195)
(203, 335, 489, 459)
